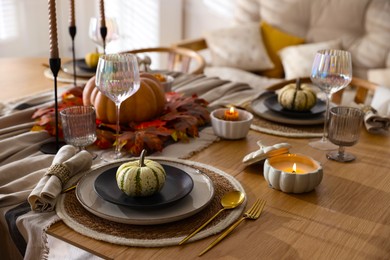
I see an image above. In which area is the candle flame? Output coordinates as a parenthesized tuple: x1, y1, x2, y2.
(229, 107, 235, 114)
(292, 163, 297, 173)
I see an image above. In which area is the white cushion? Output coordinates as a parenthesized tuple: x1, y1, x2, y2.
(368, 68, 390, 87)
(279, 40, 342, 79)
(243, 0, 390, 74)
(204, 23, 274, 71)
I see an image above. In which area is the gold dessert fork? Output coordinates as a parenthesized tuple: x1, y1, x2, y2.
(198, 198, 266, 256)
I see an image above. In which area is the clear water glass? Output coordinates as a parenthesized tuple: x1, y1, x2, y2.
(95, 53, 140, 161)
(60, 106, 97, 151)
(310, 49, 352, 150)
(327, 106, 364, 162)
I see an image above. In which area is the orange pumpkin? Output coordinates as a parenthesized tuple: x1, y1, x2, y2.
(83, 73, 166, 124)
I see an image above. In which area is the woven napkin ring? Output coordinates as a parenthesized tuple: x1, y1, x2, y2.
(45, 164, 71, 185)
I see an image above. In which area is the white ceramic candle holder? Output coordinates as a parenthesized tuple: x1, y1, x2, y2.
(263, 153, 323, 193)
(210, 108, 253, 140)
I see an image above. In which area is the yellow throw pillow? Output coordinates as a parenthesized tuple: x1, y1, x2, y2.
(260, 21, 305, 78)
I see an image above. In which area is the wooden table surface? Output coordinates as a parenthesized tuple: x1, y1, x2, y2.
(0, 57, 70, 103)
(2, 58, 390, 259)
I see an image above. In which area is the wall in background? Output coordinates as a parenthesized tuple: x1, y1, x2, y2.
(183, 0, 235, 39)
(0, 0, 235, 58)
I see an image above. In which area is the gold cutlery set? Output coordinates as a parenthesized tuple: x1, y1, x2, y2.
(179, 192, 266, 256)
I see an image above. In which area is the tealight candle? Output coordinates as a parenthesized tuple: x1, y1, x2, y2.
(223, 107, 239, 121)
(273, 161, 317, 174)
(211, 108, 253, 139)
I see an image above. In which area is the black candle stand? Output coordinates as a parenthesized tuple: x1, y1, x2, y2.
(100, 25, 107, 54)
(40, 58, 66, 154)
(69, 25, 77, 86)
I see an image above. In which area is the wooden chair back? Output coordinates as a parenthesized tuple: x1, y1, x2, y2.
(123, 47, 206, 74)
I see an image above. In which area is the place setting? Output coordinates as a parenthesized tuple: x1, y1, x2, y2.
(56, 150, 249, 248)
(250, 78, 326, 126)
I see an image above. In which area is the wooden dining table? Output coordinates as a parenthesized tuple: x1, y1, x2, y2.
(2, 57, 390, 259)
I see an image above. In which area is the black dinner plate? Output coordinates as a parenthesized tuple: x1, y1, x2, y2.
(264, 93, 326, 118)
(75, 59, 97, 72)
(94, 164, 194, 209)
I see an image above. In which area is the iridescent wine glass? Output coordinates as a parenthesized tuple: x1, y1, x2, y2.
(88, 17, 119, 53)
(95, 53, 140, 161)
(310, 49, 352, 150)
(327, 106, 364, 162)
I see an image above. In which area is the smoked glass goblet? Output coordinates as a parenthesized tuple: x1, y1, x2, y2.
(327, 106, 364, 162)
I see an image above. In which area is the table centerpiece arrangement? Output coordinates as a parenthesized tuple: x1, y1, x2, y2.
(31, 75, 210, 156)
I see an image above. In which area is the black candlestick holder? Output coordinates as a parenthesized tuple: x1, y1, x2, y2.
(69, 25, 77, 86)
(40, 58, 66, 154)
(100, 26, 107, 54)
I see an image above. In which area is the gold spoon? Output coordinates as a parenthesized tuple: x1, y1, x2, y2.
(178, 190, 245, 245)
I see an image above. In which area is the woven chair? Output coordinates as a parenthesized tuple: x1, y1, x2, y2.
(123, 47, 206, 75)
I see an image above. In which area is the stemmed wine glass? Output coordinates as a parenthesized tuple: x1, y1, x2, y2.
(327, 106, 364, 162)
(88, 17, 119, 53)
(95, 53, 140, 161)
(310, 49, 352, 150)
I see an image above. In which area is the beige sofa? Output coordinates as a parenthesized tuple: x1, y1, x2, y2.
(176, 0, 390, 88)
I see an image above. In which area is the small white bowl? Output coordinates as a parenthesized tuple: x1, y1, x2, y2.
(152, 73, 174, 92)
(210, 108, 253, 139)
(160, 75, 174, 92)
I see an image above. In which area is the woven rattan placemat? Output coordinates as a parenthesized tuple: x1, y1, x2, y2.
(56, 159, 246, 247)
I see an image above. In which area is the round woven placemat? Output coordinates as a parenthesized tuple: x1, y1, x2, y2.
(56, 159, 246, 247)
(243, 103, 324, 138)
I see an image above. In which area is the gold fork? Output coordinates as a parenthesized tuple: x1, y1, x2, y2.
(198, 198, 266, 256)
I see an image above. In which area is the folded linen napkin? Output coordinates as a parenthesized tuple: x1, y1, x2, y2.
(27, 145, 92, 212)
(364, 109, 390, 134)
(364, 86, 390, 134)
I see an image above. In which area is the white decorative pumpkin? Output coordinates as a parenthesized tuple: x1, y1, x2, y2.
(116, 150, 166, 197)
(263, 154, 323, 193)
(277, 78, 317, 111)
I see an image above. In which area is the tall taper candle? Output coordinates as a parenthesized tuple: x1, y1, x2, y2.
(48, 0, 59, 59)
(69, 0, 75, 27)
(99, 0, 106, 27)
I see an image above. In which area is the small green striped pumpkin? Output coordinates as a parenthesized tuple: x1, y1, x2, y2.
(278, 78, 317, 111)
(116, 150, 166, 197)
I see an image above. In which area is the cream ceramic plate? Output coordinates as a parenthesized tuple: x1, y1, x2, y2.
(62, 59, 95, 78)
(251, 92, 325, 125)
(76, 159, 215, 225)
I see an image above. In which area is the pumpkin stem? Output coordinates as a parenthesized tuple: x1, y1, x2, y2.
(296, 78, 301, 90)
(139, 149, 147, 167)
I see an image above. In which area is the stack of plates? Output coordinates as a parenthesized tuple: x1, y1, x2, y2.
(76, 160, 215, 225)
(62, 59, 96, 78)
(251, 92, 326, 125)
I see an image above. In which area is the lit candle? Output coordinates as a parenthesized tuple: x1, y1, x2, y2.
(290, 163, 306, 174)
(69, 0, 75, 27)
(271, 161, 317, 174)
(99, 0, 106, 27)
(224, 107, 239, 121)
(48, 0, 59, 59)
